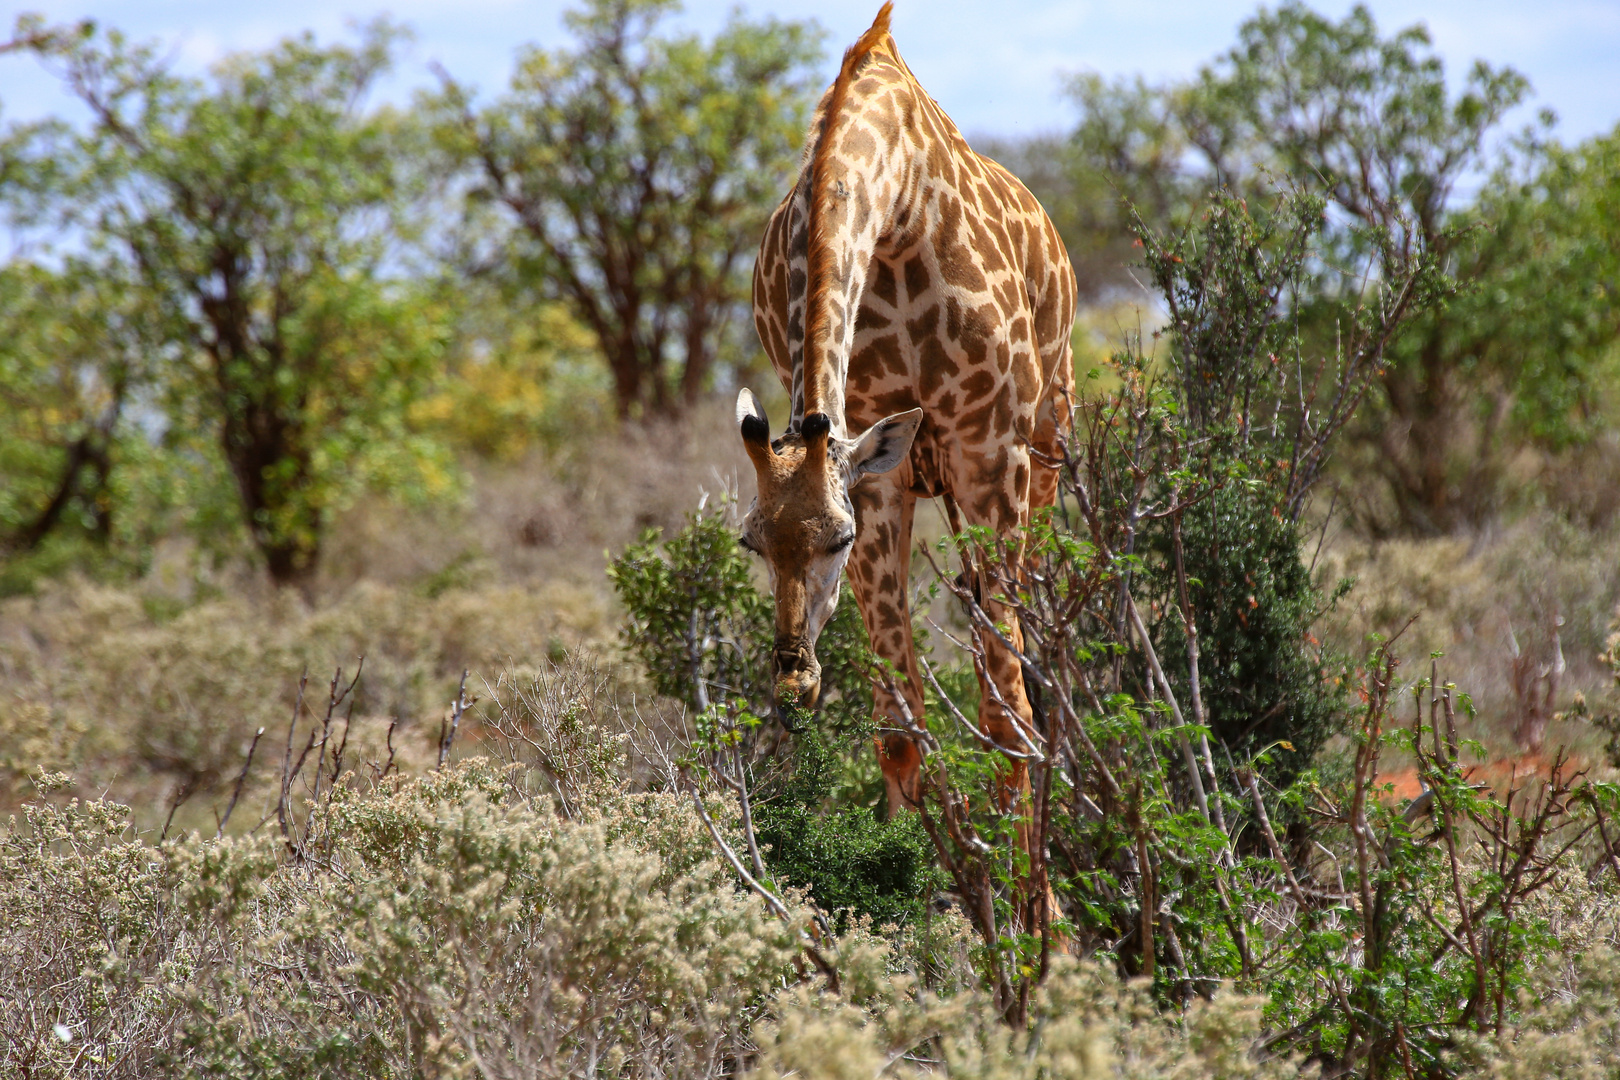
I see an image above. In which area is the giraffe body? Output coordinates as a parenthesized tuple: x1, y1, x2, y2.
(740, 3, 1077, 813)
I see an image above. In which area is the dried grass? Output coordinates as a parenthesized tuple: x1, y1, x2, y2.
(319, 398, 758, 594)
(1316, 508, 1620, 757)
(0, 577, 615, 829)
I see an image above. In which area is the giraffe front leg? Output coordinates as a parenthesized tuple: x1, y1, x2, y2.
(846, 472, 926, 816)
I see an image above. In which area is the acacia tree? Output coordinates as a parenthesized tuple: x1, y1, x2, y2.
(4, 18, 450, 589)
(1441, 128, 1620, 473)
(1050, 3, 1620, 532)
(0, 264, 145, 559)
(433, 0, 821, 419)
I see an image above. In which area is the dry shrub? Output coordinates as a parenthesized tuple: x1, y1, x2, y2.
(478, 658, 640, 817)
(0, 757, 802, 1079)
(0, 577, 614, 825)
(0, 398, 842, 826)
(1317, 510, 1620, 754)
(319, 397, 756, 594)
(0, 703, 89, 796)
(1530, 431, 1620, 532)
(187, 763, 801, 1080)
(8, 763, 1317, 1080)
(6, 650, 1620, 1077)
(1517, 866, 1620, 996)
(1484, 947, 1620, 1080)
(0, 782, 192, 1078)
(758, 953, 1301, 1080)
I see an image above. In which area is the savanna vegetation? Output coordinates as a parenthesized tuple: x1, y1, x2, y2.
(3, 1, 1619, 1077)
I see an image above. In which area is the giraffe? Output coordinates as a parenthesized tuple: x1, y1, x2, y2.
(737, 4, 1076, 825)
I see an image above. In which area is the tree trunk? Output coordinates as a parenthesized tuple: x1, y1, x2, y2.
(605, 331, 644, 420)
(11, 434, 99, 552)
(1374, 327, 1505, 534)
(219, 403, 321, 594)
(679, 294, 715, 410)
(262, 536, 320, 597)
(8, 390, 124, 553)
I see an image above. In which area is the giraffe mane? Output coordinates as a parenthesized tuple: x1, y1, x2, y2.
(803, 2, 893, 421)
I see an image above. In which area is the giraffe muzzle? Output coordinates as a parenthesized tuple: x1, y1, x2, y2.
(772, 644, 822, 726)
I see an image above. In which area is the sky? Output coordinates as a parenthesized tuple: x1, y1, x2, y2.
(1, 0, 1617, 145)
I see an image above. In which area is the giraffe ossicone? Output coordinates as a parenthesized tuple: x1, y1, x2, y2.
(739, 0, 1077, 819)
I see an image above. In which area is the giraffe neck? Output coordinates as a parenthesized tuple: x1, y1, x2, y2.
(787, 29, 983, 445)
(797, 35, 921, 440)
(799, 166, 903, 437)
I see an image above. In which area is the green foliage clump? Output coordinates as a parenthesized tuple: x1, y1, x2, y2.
(1126, 189, 1361, 784)
(609, 497, 880, 731)
(610, 501, 939, 930)
(608, 499, 772, 712)
(752, 727, 941, 932)
(1148, 484, 1343, 776)
(1448, 126, 1620, 452)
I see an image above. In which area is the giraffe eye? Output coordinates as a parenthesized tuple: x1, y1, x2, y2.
(739, 534, 758, 554)
(828, 533, 855, 554)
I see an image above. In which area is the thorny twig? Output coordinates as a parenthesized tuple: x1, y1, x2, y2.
(214, 727, 264, 841)
(438, 669, 472, 769)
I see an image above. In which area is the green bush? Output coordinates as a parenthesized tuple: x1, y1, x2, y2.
(1129, 188, 1359, 789)
(610, 502, 941, 930)
(1145, 482, 1344, 780)
(752, 727, 942, 932)
(607, 500, 772, 713)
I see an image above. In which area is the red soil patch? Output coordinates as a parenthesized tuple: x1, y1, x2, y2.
(1378, 751, 1587, 804)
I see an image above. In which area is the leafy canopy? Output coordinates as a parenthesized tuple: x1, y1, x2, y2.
(431, 0, 824, 418)
(1042, 2, 1620, 530)
(2, 17, 456, 587)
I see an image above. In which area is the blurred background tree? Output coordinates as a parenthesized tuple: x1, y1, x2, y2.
(1429, 129, 1620, 524)
(1022, 2, 1620, 533)
(2, 18, 455, 591)
(412, 288, 605, 463)
(430, 0, 822, 420)
(0, 264, 144, 562)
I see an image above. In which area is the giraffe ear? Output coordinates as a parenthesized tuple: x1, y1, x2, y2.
(736, 388, 771, 449)
(848, 408, 922, 483)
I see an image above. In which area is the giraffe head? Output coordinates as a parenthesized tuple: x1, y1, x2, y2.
(735, 388, 921, 721)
